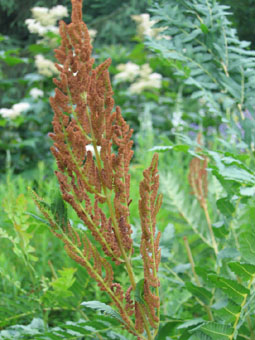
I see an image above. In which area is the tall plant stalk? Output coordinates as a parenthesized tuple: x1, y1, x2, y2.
(33, 0, 162, 339)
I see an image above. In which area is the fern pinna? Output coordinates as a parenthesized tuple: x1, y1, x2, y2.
(32, 0, 162, 339)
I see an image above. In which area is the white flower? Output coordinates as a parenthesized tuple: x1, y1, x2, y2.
(49, 5, 68, 21)
(35, 54, 58, 77)
(0, 102, 30, 119)
(0, 108, 16, 119)
(115, 62, 140, 82)
(25, 19, 47, 36)
(129, 72, 162, 94)
(131, 13, 169, 40)
(88, 29, 97, 43)
(139, 63, 152, 78)
(31, 6, 55, 26)
(30, 88, 44, 99)
(12, 102, 30, 114)
(86, 144, 101, 156)
(26, 6, 68, 36)
(31, 7, 49, 20)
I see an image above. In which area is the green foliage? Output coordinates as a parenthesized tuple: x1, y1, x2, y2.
(147, 0, 255, 121)
(1, 0, 255, 339)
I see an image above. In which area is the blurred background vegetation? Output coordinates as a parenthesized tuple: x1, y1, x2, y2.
(1, 1, 255, 338)
(0, 0, 254, 173)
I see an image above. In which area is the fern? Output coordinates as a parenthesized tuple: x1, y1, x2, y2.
(147, 0, 255, 120)
(160, 170, 211, 248)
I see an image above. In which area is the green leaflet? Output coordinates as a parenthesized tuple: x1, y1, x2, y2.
(191, 322, 233, 340)
(81, 301, 124, 324)
(228, 262, 255, 281)
(147, 0, 255, 119)
(189, 332, 211, 340)
(239, 231, 255, 265)
(214, 300, 241, 323)
(185, 282, 212, 305)
(50, 192, 68, 228)
(26, 212, 51, 226)
(134, 279, 145, 304)
(208, 274, 249, 304)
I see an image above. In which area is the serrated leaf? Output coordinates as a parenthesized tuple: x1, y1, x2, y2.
(200, 23, 209, 34)
(81, 301, 124, 324)
(217, 247, 240, 260)
(178, 318, 204, 329)
(26, 212, 50, 226)
(228, 262, 255, 281)
(214, 300, 241, 323)
(208, 274, 249, 303)
(155, 319, 182, 340)
(185, 282, 212, 305)
(212, 221, 229, 238)
(192, 322, 233, 340)
(216, 198, 235, 217)
(239, 231, 255, 264)
(50, 193, 68, 228)
(189, 331, 212, 340)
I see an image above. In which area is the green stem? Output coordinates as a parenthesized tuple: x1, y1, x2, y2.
(183, 236, 214, 321)
(202, 201, 218, 256)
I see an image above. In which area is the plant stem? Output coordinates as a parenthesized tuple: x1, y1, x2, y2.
(183, 236, 213, 321)
(202, 201, 218, 256)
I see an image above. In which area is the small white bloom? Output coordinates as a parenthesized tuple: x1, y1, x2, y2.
(31, 7, 49, 20)
(30, 88, 44, 99)
(131, 13, 168, 40)
(129, 72, 162, 94)
(86, 144, 101, 156)
(49, 5, 68, 21)
(115, 62, 140, 82)
(139, 63, 152, 78)
(27, 6, 68, 36)
(35, 54, 58, 77)
(25, 18, 47, 36)
(88, 29, 97, 43)
(0, 102, 30, 119)
(31, 7, 56, 26)
(0, 108, 16, 119)
(12, 102, 30, 115)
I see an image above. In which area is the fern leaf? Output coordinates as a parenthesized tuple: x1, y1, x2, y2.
(81, 301, 124, 324)
(192, 322, 233, 340)
(208, 274, 249, 304)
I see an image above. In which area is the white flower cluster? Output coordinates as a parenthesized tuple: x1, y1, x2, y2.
(115, 62, 162, 94)
(88, 29, 97, 43)
(115, 62, 140, 82)
(131, 13, 170, 40)
(35, 54, 58, 77)
(29, 88, 44, 99)
(25, 5, 68, 36)
(0, 102, 30, 119)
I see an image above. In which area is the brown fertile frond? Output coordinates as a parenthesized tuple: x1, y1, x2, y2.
(188, 134, 208, 208)
(188, 156, 208, 207)
(49, 0, 134, 264)
(33, 0, 163, 338)
(139, 153, 162, 329)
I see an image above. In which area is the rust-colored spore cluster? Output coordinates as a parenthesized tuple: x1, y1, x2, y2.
(188, 156, 208, 207)
(34, 0, 162, 338)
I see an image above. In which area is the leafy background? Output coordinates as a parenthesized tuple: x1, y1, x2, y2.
(1, 0, 255, 339)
